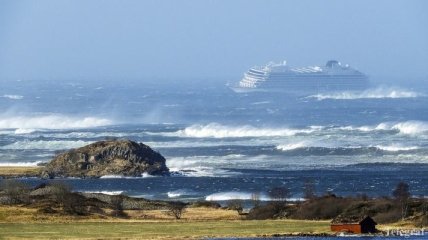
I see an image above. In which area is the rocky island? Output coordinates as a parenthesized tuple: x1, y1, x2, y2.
(40, 139, 169, 178)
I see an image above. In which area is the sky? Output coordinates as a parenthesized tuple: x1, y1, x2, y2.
(0, 0, 427, 82)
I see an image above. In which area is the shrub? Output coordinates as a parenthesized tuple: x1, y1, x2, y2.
(167, 202, 186, 219)
(247, 204, 278, 220)
(0, 180, 30, 205)
(227, 199, 244, 215)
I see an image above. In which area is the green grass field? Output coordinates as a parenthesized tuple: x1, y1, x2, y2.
(0, 220, 330, 239)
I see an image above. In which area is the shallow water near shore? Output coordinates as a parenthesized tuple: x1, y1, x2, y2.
(1, 81, 428, 200)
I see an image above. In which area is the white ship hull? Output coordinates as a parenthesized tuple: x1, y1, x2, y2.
(231, 60, 369, 94)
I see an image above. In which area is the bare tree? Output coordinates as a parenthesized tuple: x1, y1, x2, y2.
(251, 192, 261, 208)
(392, 181, 410, 220)
(268, 186, 290, 203)
(0, 180, 30, 204)
(110, 195, 127, 218)
(227, 199, 244, 215)
(167, 202, 186, 219)
(49, 182, 71, 205)
(303, 180, 316, 200)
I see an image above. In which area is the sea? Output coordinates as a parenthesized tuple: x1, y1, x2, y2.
(1, 79, 428, 203)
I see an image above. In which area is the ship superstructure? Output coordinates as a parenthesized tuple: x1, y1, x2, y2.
(232, 60, 369, 93)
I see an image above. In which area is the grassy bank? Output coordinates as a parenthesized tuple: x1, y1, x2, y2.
(0, 205, 330, 239)
(0, 166, 40, 178)
(0, 220, 330, 239)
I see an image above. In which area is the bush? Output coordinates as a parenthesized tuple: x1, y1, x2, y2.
(190, 201, 221, 208)
(227, 199, 244, 215)
(110, 195, 128, 218)
(0, 180, 30, 205)
(292, 195, 352, 220)
(247, 204, 278, 220)
(166, 202, 187, 219)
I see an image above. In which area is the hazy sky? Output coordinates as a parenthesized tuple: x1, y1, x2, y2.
(0, 0, 427, 81)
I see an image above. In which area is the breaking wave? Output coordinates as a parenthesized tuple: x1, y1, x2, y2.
(276, 142, 309, 151)
(276, 143, 421, 155)
(167, 189, 196, 198)
(0, 140, 91, 150)
(342, 121, 428, 135)
(0, 115, 112, 130)
(175, 123, 316, 138)
(308, 88, 424, 100)
(0, 161, 43, 167)
(205, 192, 303, 202)
(2, 94, 24, 100)
(375, 145, 420, 152)
(83, 191, 124, 195)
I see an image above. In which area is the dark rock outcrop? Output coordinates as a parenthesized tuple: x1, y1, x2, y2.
(41, 140, 169, 178)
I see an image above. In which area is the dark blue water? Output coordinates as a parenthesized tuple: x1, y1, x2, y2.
(1, 80, 428, 201)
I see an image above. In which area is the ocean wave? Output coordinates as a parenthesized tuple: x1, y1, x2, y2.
(275, 143, 421, 155)
(14, 128, 37, 134)
(205, 191, 303, 201)
(0, 140, 91, 150)
(99, 173, 156, 179)
(205, 191, 269, 201)
(338, 121, 428, 135)
(83, 191, 124, 195)
(167, 189, 196, 198)
(308, 88, 424, 100)
(1, 94, 24, 100)
(375, 144, 420, 152)
(0, 115, 112, 130)
(174, 123, 316, 138)
(0, 161, 43, 167)
(276, 142, 309, 151)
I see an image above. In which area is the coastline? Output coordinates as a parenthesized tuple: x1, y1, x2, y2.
(0, 166, 40, 178)
(0, 205, 420, 239)
(0, 167, 426, 239)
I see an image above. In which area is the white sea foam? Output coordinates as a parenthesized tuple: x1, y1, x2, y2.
(167, 189, 195, 198)
(14, 128, 37, 134)
(0, 161, 43, 167)
(205, 192, 269, 201)
(100, 174, 155, 179)
(83, 191, 123, 195)
(204, 192, 305, 201)
(175, 123, 315, 138)
(0, 115, 112, 130)
(2, 94, 24, 100)
(276, 142, 309, 151)
(375, 144, 420, 152)
(308, 88, 424, 100)
(0, 140, 91, 150)
(340, 121, 428, 135)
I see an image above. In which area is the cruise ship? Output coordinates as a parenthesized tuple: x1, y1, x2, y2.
(231, 60, 369, 94)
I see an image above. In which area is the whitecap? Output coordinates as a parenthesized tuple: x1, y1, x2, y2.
(0, 140, 91, 150)
(205, 192, 300, 201)
(0, 115, 112, 130)
(276, 142, 308, 151)
(2, 94, 24, 100)
(83, 191, 123, 195)
(14, 128, 37, 134)
(339, 121, 428, 135)
(173, 123, 315, 138)
(0, 161, 43, 167)
(375, 144, 420, 152)
(167, 189, 195, 198)
(308, 87, 424, 100)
